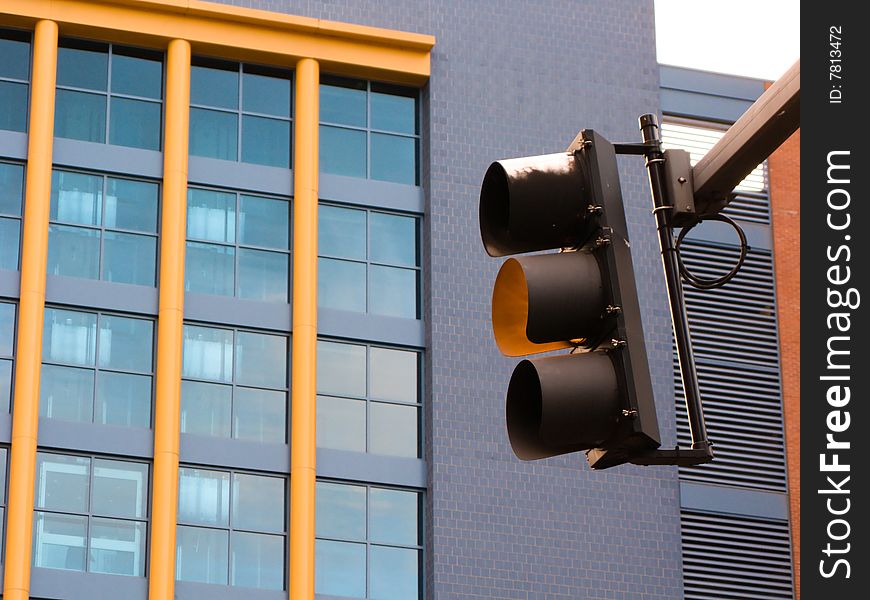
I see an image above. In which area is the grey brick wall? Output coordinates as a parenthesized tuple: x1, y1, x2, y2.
(219, 1, 682, 598)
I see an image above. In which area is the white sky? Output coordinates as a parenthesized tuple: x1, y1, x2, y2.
(654, 0, 800, 80)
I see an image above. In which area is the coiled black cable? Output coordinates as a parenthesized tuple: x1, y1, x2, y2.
(675, 213, 748, 290)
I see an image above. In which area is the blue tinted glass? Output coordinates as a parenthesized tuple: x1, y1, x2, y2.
(0, 218, 20, 270)
(0, 162, 24, 215)
(234, 387, 286, 443)
(98, 315, 153, 372)
(315, 540, 365, 598)
(318, 258, 366, 313)
(0, 35, 30, 80)
(369, 265, 417, 319)
(191, 63, 238, 109)
(176, 526, 228, 585)
(39, 364, 94, 423)
(91, 459, 149, 519)
(57, 43, 108, 91)
(185, 242, 234, 297)
(237, 248, 288, 302)
(96, 371, 151, 428)
(187, 188, 235, 243)
(105, 178, 159, 233)
(33, 512, 87, 571)
(319, 205, 366, 260)
(371, 90, 416, 134)
(178, 468, 230, 527)
(235, 331, 286, 389)
(182, 325, 233, 383)
(320, 82, 366, 127)
(316, 395, 365, 452)
(315, 481, 366, 540)
(370, 488, 419, 545)
(111, 51, 162, 99)
(89, 518, 146, 576)
(0, 302, 14, 355)
(319, 126, 366, 178)
(190, 108, 238, 161)
(370, 546, 419, 600)
(239, 195, 288, 249)
(232, 473, 285, 532)
(371, 133, 416, 185)
(54, 89, 106, 143)
(103, 231, 156, 286)
(370, 402, 418, 458)
(47, 225, 100, 280)
(43, 308, 97, 365)
(181, 380, 232, 438)
(370, 213, 417, 266)
(232, 532, 284, 590)
(243, 71, 290, 117)
(316, 341, 366, 398)
(370, 347, 417, 403)
(0, 81, 28, 132)
(109, 97, 161, 150)
(242, 115, 290, 168)
(35, 452, 91, 512)
(51, 170, 103, 226)
(0, 359, 11, 413)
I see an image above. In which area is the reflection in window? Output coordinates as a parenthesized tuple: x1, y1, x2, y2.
(316, 481, 421, 599)
(32, 452, 149, 576)
(185, 187, 291, 302)
(317, 340, 420, 458)
(0, 29, 31, 134)
(320, 76, 419, 185)
(40, 307, 154, 428)
(176, 467, 286, 590)
(0, 302, 15, 415)
(319, 204, 419, 319)
(54, 39, 163, 150)
(0, 162, 25, 271)
(181, 324, 288, 443)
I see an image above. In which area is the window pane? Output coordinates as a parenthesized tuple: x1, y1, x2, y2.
(316, 395, 365, 453)
(0, 34, 30, 80)
(47, 225, 100, 280)
(232, 473, 285, 533)
(176, 525, 229, 585)
(105, 178, 159, 233)
(0, 81, 28, 133)
(55, 89, 106, 143)
(109, 97, 161, 150)
(0, 302, 15, 355)
(111, 50, 162, 99)
(35, 453, 90, 512)
(369, 265, 417, 319)
(191, 63, 238, 110)
(51, 170, 103, 226)
(0, 447, 7, 499)
(316, 341, 366, 397)
(318, 258, 366, 313)
(33, 512, 87, 571)
(243, 70, 290, 117)
(237, 248, 288, 302)
(370, 348, 418, 403)
(370, 402, 418, 458)
(178, 468, 230, 527)
(99, 315, 153, 372)
(103, 231, 157, 286)
(315, 540, 366, 598)
(185, 242, 234, 297)
(43, 308, 97, 365)
(89, 518, 146, 576)
(92, 459, 148, 519)
(371, 133, 416, 185)
(239, 195, 288, 249)
(182, 325, 233, 382)
(234, 387, 286, 443)
(242, 115, 290, 168)
(319, 126, 366, 178)
(0, 359, 12, 414)
(39, 364, 94, 423)
(370, 546, 419, 600)
(320, 79, 367, 127)
(370, 213, 417, 266)
(371, 89, 416, 135)
(0, 162, 24, 215)
(181, 380, 232, 438)
(58, 42, 108, 90)
(96, 371, 151, 428)
(319, 205, 366, 260)
(232, 531, 284, 590)
(370, 488, 419, 545)
(187, 188, 235, 243)
(190, 108, 238, 161)
(315, 481, 365, 540)
(235, 331, 286, 389)
(0, 217, 19, 270)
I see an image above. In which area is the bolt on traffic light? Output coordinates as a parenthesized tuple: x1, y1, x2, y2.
(480, 130, 662, 469)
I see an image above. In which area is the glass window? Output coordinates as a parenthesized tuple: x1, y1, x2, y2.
(190, 59, 292, 168)
(40, 307, 154, 429)
(181, 324, 288, 444)
(320, 76, 419, 185)
(317, 340, 420, 458)
(54, 39, 163, 150)
(0, 29, 31, 133)
(1, 446, 7, 554)
(318, 204, 419, 319)
(315, 481, 422, 599)
(1, 302, 15, 414)
(48, 169, 160, 287)
(32, 452, 149, 577)
(185, 187, 290, 302)
(0, 162, 25, 271)
(177, 467, 286, 590)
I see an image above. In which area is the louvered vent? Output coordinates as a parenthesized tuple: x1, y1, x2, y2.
(674, 241, 786, 491)
(681, 511, 794, 599)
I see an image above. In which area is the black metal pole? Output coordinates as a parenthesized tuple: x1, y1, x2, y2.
(639, 113, 713, 456)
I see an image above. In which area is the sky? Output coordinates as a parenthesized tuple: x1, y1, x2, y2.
(654, 0, 800, 80)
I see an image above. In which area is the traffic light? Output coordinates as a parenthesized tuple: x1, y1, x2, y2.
(479, 130, 662, 469)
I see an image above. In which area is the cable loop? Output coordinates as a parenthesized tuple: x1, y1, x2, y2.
(675, 213, 747, 290)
